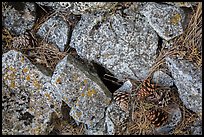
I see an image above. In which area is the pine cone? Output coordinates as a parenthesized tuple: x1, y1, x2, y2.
(137, 79, 157, 99)
(11, 32, 33, 50)
(113, 91, 130, 112)
(146, 108, 168, 127)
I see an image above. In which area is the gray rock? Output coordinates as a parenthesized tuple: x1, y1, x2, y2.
(105, 102, 129, 135)
(2, 2, 36, 36)
(117, 80, 132, 93)
(191, 119, 202, 135)
(165, 56, 202, 114)
(162, 2, 197, 8)
(85, 118, 106, 135)
(36, 15, 70, 52)
(36, 2, 116, 14)
(51, 55, 111, 128)
(2, 50, 62, 135)
(152, 70, 174, 87)
(140, 2, 185, 41)
(70, 10, 158, 80)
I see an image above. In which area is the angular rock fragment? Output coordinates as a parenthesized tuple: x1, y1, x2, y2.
(165, 56, 202, 114)
(140, 2, 185, 41)
(36, 2, 116, 14)
(70, 10, 158, 80)
(152, 70, 174, 87)
(51, 55, 111, 127)
(2, 50, 62, 135)
(36, 15, 70, 52)
(2, 2, 36, 36)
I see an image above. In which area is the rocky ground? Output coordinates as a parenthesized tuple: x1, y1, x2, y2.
(2, 2, 202, 135)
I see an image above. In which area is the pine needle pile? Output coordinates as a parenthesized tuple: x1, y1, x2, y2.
(173, 2, 202, 69)
(147, 2, 202, 78)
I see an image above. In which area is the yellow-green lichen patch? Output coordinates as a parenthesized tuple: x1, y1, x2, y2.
(170, 13, 181, 25)
(22, 67, 29, 73)
(33, 79, 41, 89)
(9, 66, 16, 72)
(26, 75, 31, 81)
(20, 56, 25, 63)
(44, 93, 51, 100)
(83, 79, 88, 85)
(86, 89, 97, 97)
(10, 81, 16, 89)
(81, 93, 85, 97)
(76, 111, 82, 117)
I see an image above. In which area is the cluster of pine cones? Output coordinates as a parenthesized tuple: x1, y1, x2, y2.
(113, 78, 172, 129)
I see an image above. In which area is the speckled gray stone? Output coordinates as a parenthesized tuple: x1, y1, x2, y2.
(85, 118, 106, 135)
(36, 15, 70, 52)
(162, 2, 197, 8)
(165, 56, 202, 114)
(152, 70, 174, 87)
(36, 2, 116, 14)
(2, 2, 36, 36)
(140, 2, 185, 41)
(70, 9, 158, 81)
(105, 102, 129, 135)
(2, 50, 62, 135)
(191, 118, 202, 135)
(51, 55, 111, 128)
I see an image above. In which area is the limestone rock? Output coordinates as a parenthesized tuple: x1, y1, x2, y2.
(2, 2, 36, 36)
(140, 2, 185, 41)
(70, 9, 158, 80)
(165, 56, 202, 114)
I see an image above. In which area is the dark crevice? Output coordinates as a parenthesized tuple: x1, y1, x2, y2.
(64, 14, 81, 52)
(156, 36, 163, 57)
(18, 112, 34, 126)
(92, 62, 123, 93)
(8, 2, 25, 11)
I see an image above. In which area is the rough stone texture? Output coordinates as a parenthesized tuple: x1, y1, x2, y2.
(155, 104, 182, 134)
(36, 2, 116, 14)
(70, 9, 158, 81)
(163, 2, 198, 8)
(105, 102, 129, 135)
(2, 50, 62, 135)
(85, 118, 106, 135)
(51, 55, 111, 128)
(140, 2, 185, 41)
(152, 70, 174, 87)
(117, 80, 133, 93)
(2, 2, 36, 36)
(165, 56, 202, 114)
(36, 16, 70, 52)
(191, 118, 202, 135)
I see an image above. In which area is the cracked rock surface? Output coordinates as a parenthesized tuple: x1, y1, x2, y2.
(70, 8, 158, 80)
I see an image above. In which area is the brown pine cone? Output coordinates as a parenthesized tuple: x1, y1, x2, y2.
(113, 91, 130, 112)
(146, 108, 168, 127)
(137, 79, 157, 99)
(11, 32, 34, 50)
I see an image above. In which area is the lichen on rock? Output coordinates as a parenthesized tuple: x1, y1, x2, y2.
(70, 8, 158, 80)
(139, 2, 185, 41)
